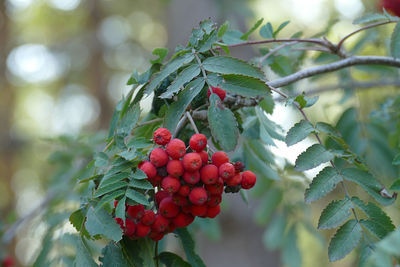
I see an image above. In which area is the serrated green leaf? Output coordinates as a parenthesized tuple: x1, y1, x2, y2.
(150, 48, 168, 64)
(360, 220, 389, 239)
(295, 144, 334, 171)
(176, 228, 206, 267)
(146, 53, 194, 94)
(106, 160, 133, 176)
(390, 179, 400, 190)
(273, 21, 290, 37)
(100, 172, 130, 188)
(294, 94, 318, 108)
(353, 13, 389, 24)
(260, 22, 273, 39)
(241, 18, 264, 40)
(160, 64, 200, 98)
(318, 198, 353, 229)
(159, 252, 191, 267)
(208, 94, 239, 151)
(96, 190, 126, 211)
(164, 78, 205, 132)
(390, 22, 400, 58)
(108, 100, 124, 138)
(392, 153, 400, 165)
(85, 207, 122, 242)
(100, 242, 131, 267)
(217, 21, 229, 38)
(315, 122, 341, 137)
(118, 104, 140, 136)
(259, 95, 274, 114)
(70, 208, 86, 232)
(285, 120, 315, 146)
(341, 168, 395, 206)
(126, 189, 150, 206)
(219, 74, 271, 97)
(328, 220, 362, 262)
(74, 237, 98, 267)
(222, 30, 244, 45)
(127, 137, 152, 149)
(94, 181, 128, 198)
(305, 167, 342, 203)
(199, 30, 219, 52)
(129, 179, 153, 190)
(94, 152, 108, 167)
(203, 56, 265, 80)
(115, 196, 126, 223)
(117, 150, 138, 161)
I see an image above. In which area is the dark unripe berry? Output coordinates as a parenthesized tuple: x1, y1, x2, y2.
(234, 161, 245, 173)
(139, 161, 157, 179)
(151, 214, 169, 232)
(189, 187, 208, 205)
(161, 176, 181, 193)
(173, 213, 194, 228)
(153, 128, 172, 145)
(127, 204, 145, 220)
(206, 204, 221, 218)
(150, 148, 169, 167)
(124, 218, 136, 237)
(219, 162, 235, 180)
(183, 171, 200, 184)
(226, 173, 242, 187)
(157, 166, 168, 177)
(191, 204, 208, 217)
(207, 195, 222, 207)
(141, 210, 156, 225)
(135, 223, 151, 237)
(197, 151, 209, 165)
(166, 138, 186, 159)
(178, 184, 190, 196)
(241, 171, 257, 189)
(189, 134, 207, 152)
(159, 197, 180, 218)
(166, 160, 184, 177)
(182, 153, 202, 172)
(211, 151, 229, 167)
(207, 86, 226, 101)
(200, 164, 218, 185)
(149, 231, 164, 241)
(155, 190, 170, 206)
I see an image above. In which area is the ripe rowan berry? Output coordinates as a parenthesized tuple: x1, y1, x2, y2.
(206, 195, 222, 207)
(189, 134, 207, 152)
(197, 151, 209, 165)
(167, 222, 177, 233)
(139, 161, 157, 179)
(380, 0, 400, 16)
(181, 204, 192, 214)
(127, 204, 145, 220)
(161, 176, 181, 193)
(219, 162, 235, 180)
(241, 170, 257, 189)
(151, 214, 169, 232)
(135, 223, 151, 237)
(206, 204, 221, 218)
(155, 190, 170, 206)
(172, 194, 189, 206)
(153, 128, 172, 146)
(159, 197, 180, 218)
(191, 204, 208, 217)
(189, 187, 208, 205)
(150, 148, 169, 167)
(182, 153, 202, 172)
(226, 173, 242, 187)
(141, 210, 156, 225)
(211, 151, 229, 167)
(173, 213, 194, 228)
(124, 218, 136, 237)
(149, 231, 165, 241)
(200, 164, 218, 185)
(115, 217, 124, 228)
(205, 178, 224, 195)
(183, 171, 201, 184)
(178, 184, 190, 196)
(166, 138, 186, 159)
(166, 160, 184, 177)
(207, 86, 226, 101)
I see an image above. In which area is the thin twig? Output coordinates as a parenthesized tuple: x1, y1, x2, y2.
(224, 38, 329, 49)
(186, 111, 200, 134)
(154, 241, 159, 267)
(258, 42, 299, 66)
(173, 113, 188, 138)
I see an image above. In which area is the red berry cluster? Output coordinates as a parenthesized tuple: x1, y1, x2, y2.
(114, 128, 256, 241)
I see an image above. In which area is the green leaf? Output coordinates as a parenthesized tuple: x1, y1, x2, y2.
(360, 220, 389, 239)
(260, 22, 273, 39)
(219, 74, 271, 97)
(315, 122, 341, 137)
(328, 220, 362, 262)
(217, 21, 229, 38)
(85, 207, 123, 242)
(208, 94, 239, 151)
(241, 18, 264, 40)
(175, 228, 206, 267)
(285, 120, 315, 146)
(160, 64, 200, 98)
(150, 48, 168, 64)
(70, 208, 86, 233)
(100, 172, 130, 188)
(390, 179, 400, 190)
(282, 225, 301, 267)
(392, 153, 400, 165)
(129, 179, 153, 190)
(118, 104, 140, 136)
(146, 53, 194, 94)
(75, 237, 98, 267)
(126, 188, 150, 206)
(240, 189, 249, 205)
(159, 252, 191, 267)
(263, 213, 286, 250)
(259, 96, 274, 114)
(341, 168, 395, 206)
(117, 150, 138, 161)
(295, 144, 334, 171)
(108, 100, 123, 138)
(198, 30, 219, 52)
(318, 198, 353, 229)
(202, 56, 265, 80)
(390, 22, 400, 58)
(115, 196, 126, 223)
(94, 152, 108, 167)
(255, 188, 283, 225)
(94, 181, 128, 198)
(99, 242, 132, 267)
(294, 94, 318, 108)
(273, 21, 290, 37)
(96, 190, 126, 211)
(164, 78, 205, 132)
(305, 167, 342, 203)
(222, 30, 244, 45)
(353, 13, 390, 24)
(131, 169, 149, 180)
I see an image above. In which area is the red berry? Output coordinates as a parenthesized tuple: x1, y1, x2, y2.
(205, 178, 224, 195)
(181, 205, 192, 214)
(191, 204, 208, 217)
(206, 205, 221, 218)
(207, 86, 226, 101)
(172, 194, 189, 206)
(114, 200, 119, 208)
(200, 164, 218, 185)
(380, 0, 400, 17)
(159, 197, 180, 218)
(124, 218, 137, 237)
(207, 195, 222, 207)
(139, 161, 157, 179)
(151, 214, 169, 232)
(115, 217, 124, 228)
(127, 204, 145, 220)
(178, 184, 190, 196)
(150, 148, 169, 167)
(148, 175, 163, 187)
(166, 222, 177, 233)
(219, 162, 235, 180)
(161, 176, 181, 193)
(226, 173, 242, 187)
(166, 160, 184, 177)
(166, 139, 186, 159)
(189, 134, 207, 152)
(155, 190, 170, 206)
(173, 213, 194, 228)
(182, 153, 202, 172)
(211, 151, 229, 167)
(2, 257, 15, 267)
(241, 171, 257, 189)
(189, 187, 208, 205)
(234, 161, 245, 173)
(153, 128, 172, 146)
(149, 231, 165, 241)
(197, 151, 209, 165)
(183, 171, 201, 184)
(135, 222, 151, 237)
(141, 210, 156, 225)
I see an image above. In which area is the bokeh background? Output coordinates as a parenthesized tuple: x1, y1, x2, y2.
(0, 0, 398, 266)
